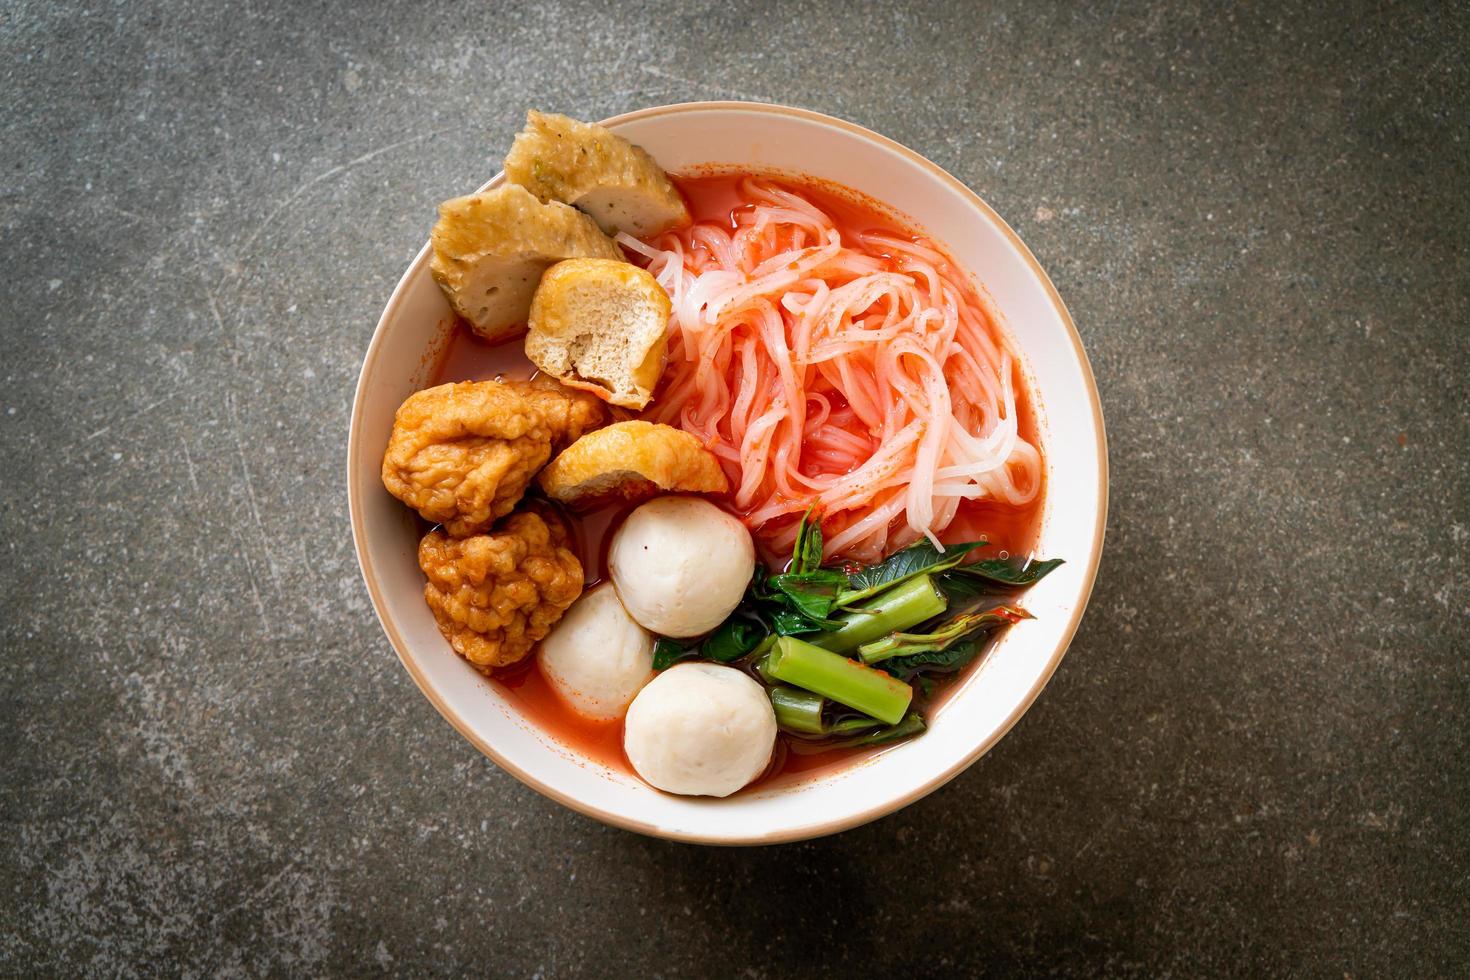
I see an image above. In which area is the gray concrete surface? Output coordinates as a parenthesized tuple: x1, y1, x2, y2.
(3, 0, 1467, 975)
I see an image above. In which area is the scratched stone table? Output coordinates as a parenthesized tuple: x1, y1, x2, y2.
(3, 1, 1467, 975)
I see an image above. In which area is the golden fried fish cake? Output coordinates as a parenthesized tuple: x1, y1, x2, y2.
(419, 509, 583, 671)
(504, 111, 690, 238)
(381, 378, 605, 537)
(429, 184, 623, 342)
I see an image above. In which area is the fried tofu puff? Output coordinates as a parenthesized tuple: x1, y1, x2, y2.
(419, 509, 583, 671)
(381, 378, 606, 537)
(538, 421, 727, 512)
(430, 184, 623, 342)
(525, 258, 671, 409)
(504, 111, 691, 238)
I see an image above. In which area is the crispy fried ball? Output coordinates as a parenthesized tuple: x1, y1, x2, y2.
(381, 378, 605, 537)
(419, 510, 584, 671)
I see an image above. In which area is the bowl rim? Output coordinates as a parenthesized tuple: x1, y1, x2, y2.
(347, 100, 1109, 844)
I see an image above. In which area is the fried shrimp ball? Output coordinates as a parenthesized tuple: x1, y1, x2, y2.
(418, 510, 584, 671)
(381, 378, 606, 537)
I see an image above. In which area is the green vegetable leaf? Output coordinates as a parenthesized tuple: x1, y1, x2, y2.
(770, 569, 847, 621)
(947, 556, 1064, 588)
(822, 711, 927, 749)
(824, 714, 887, 737)
(746, 563, 779, 603)
(837, 539, 987, 608)
(789, 506, 824, 574)
(745, 564, 811, 631)
(704, 618, 766, 663)
(932, 571, 1003, 606)
(652, 638, 696, 671)
(770, 609, 831, 636)
(858, 605, 1030, 663)
(878, 640, 984, 680)
(933, 556, 1063, 609)
(751, 555, 848, 634)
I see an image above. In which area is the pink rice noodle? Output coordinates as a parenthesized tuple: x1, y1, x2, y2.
(620, 177, 1042, 563)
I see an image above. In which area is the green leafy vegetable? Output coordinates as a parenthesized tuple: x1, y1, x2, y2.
(770, 609, 829, 636)
(811, 576, 948, 654)
(703, 618, 765, 663)
(766, 636, 913, 726)
(653, 614, 764, 670)
(645, 506, 1058, 768)
(932, 556, 1064, 607)
(737, 551, 844, 632)
(822, 710, 927, 749)
(749, 633, 778, 661)
(858, 605, 1031, 664)
(752, 649, 779, 685)
(825, 714, 887, 737)
(769, 685, 827, 734)
(770, 569, 847, 622)
(740, 554, 843, 636)
(769, 686, 891, 740)
(790, 506, 824, 574)
(746, 564, 778, 601)
(878, 641, 984, 680)
(652, 638, 696, 671)
(931, 571, 1004, 606)
(837, 539, 986, 608)
(946, 556, 1064, 588)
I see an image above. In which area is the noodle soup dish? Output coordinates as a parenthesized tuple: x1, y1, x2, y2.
(349, 103, 1106, 842)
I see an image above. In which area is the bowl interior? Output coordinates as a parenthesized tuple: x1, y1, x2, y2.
(348, 102, 1106, 844)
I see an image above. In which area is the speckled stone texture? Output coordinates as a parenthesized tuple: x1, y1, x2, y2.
(2, 0, 1466, 975)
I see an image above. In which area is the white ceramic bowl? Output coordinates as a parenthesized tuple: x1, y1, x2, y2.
(348, 102, 1107, 844)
